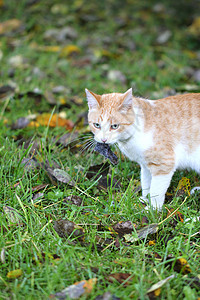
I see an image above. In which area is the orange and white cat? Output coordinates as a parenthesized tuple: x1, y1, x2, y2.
(86, 88, 200, 210)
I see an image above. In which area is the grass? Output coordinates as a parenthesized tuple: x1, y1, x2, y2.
(0, 0, 200, 299)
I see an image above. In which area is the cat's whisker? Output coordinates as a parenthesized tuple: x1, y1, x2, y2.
(86, 141, 96, 154)
(63, 134, 94, 146)
(79, 139, 95, 154)
(69, 137, 94, 151)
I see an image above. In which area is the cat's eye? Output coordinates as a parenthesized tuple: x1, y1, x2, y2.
(93, 123, 101, 129)
(111, 124, 119, 130)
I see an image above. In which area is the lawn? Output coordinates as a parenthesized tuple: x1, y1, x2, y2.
(0, 0, 200, 299)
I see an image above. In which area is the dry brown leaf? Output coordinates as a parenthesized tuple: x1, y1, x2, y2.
(107, 273, 132, 286)
(53, 219, 84, 241)
(36, 113, 74, 130)
(0, 19, 22, 34)
(112, 220, 136, 237)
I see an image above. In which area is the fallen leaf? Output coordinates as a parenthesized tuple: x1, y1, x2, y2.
(176, 177, 191, 197)
(63, 195, 83, 206)
(7, 269, 23, 279)
(60, 45, 81, 57)
(95, 291, 121, 300)
(112, 221, 135, 237)
(36, 113, 74, 130)
(50, 278, 97, 299)
(53, 219, 84, 241)
(106, 273, 132, 286)
(0, 85, 15, 100)
(147, 274, 175, 299)
(11, 117, 30, 129)
(3, 206, 23, 226)
(124, 223, 159, 243)
(0, 19, 22, 35)
(174, 258, 191, 274)
(21, 157, 39, 172)
(46, 167, 75, 186)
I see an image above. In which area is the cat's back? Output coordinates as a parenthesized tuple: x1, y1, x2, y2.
(145, 93, 200, 124)
(153, 93, 200, 112)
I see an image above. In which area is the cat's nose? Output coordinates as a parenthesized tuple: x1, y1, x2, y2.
(101, 138, 107, 143)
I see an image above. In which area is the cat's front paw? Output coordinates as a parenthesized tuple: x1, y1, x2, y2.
(144, 203, 163, 211)
(139, 197, 163, 211)
(139, 196, 149, 207)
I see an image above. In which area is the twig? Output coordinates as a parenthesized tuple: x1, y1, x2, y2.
(75, 185, 104, 204)
(101, 240, 116, 252)
(158, 196, 188, 226)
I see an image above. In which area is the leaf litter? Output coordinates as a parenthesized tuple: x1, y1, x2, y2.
(53, 219, 84, 241)
(1, 1, 200, 299)
(50, 278, 97, 299)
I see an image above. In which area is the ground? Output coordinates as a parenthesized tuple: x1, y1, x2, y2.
(0, 0, 200, 299)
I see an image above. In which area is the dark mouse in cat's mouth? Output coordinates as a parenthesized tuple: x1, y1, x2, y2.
(94, 142, 118, 165)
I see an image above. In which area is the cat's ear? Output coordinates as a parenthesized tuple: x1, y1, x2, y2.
(119, 88, 133, 112)
(85, 89, 101, 110)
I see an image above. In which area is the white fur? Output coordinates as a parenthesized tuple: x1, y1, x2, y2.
(87, 88, 200, 210)
(85, 89, 99, 110)
(175, 144, 200, 173)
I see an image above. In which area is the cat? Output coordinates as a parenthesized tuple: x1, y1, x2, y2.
(85, 88, 200, 210)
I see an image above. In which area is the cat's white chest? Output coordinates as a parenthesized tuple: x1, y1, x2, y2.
(117, 129, 153, 165)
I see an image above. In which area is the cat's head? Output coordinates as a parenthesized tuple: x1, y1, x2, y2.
(85, 88, 134, 144)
